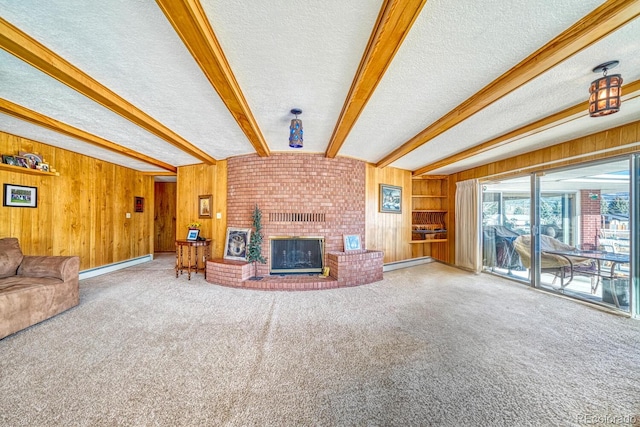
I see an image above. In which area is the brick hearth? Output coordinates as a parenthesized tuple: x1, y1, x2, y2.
(326, 250, 384, 286)
(206, 250, 383, 290)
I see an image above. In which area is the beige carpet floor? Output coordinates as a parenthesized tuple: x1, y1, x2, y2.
(1, 254, 639, 426)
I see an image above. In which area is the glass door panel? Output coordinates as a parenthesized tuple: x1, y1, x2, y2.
(536, 159, 631, 312)
(481, 177, 531, 281)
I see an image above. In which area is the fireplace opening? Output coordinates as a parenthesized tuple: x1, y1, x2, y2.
(270, 237, 324, 275)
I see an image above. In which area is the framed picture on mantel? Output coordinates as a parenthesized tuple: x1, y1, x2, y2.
(379, 184, 402, 213)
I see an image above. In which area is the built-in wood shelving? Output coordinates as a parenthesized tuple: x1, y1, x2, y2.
(0, 163, 59, 176)
(411, 177, 448, 244)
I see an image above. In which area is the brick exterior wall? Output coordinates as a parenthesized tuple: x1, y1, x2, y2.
(580, 190, 601, 250)
(226, 153, 366, 278)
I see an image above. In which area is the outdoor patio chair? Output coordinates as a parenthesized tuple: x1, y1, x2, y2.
(513, 235, 596, 290)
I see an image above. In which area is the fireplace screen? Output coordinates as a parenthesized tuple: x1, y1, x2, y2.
(270, 237, 324, 274)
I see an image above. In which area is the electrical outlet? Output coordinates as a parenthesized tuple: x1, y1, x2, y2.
(126, 212, 131, 219)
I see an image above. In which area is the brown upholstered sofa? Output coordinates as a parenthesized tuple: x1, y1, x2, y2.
(0, 238, 80, 340)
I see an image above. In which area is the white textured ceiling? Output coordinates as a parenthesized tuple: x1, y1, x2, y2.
(202, 0, 383, 155)
(342, 0, 607, 162)
(0, 0, 638, 176)
(392, 17, 640, 172)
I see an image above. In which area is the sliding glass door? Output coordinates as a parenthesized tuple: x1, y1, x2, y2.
(481, 155, 637, 316)
(631, 155, 639, 317)
(535, 158, 632, 312)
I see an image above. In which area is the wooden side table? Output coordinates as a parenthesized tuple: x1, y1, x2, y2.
(175, 239, 211, 280)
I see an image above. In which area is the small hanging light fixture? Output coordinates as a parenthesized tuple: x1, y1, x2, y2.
(589, 60, 623, 117)
(289, 108, 303, 148)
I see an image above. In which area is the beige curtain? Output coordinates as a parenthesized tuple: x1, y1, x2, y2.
(455, 179, 481, 272)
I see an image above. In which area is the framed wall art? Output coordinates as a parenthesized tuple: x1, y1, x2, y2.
(3, 184, 37, 208)
(224, 227, 251, 261)
(134, 196, 144, 213)
(379, 184, 402, 213)
(199, 194, 212, 218)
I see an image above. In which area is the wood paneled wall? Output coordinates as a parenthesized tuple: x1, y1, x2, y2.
(365, 164, 412, 263)
(176, 162, 227, 258)
(16, 115, 631, 272)
(446, 120, 640, 264)
(154, 182, 177, 252)
(0, 132, 154, 270)
(179, 159, 413, 265)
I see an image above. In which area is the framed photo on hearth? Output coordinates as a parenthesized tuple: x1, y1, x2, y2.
(379, 184, 402, 213)
(3, 184, 37, 208)
(343, 234, 361, 251)
(224, 227, 251, 261)
(199, 194, 212, 218)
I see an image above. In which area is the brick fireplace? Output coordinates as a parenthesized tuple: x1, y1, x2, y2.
(206, 153, 383, 290)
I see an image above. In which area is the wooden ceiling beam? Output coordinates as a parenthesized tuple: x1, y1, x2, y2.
(325, 0, 427, 158)
(0, 17, 216, 165)
(0, 98, 177, 172)
(376, 0, 640, 168)
(156, 0, 270, 157)
(413, 79, 640, 176)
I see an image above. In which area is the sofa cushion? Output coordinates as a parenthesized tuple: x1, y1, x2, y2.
(0, 276, 64, 291)
(17, 256, 79, 282)
(0, 238, 24, 279)
(0, 274, 78, 340)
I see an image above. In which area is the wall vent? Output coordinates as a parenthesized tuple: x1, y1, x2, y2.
(269, 212, 326, 223)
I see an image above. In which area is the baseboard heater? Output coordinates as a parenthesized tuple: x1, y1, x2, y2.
(79, 254, 154, 280)
(383, 256, 434, 272)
